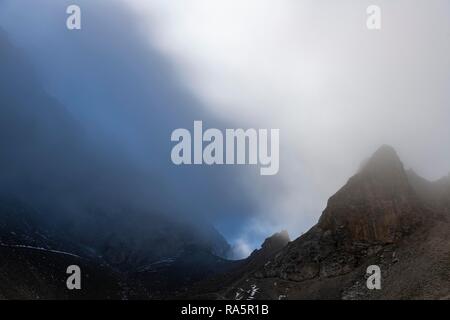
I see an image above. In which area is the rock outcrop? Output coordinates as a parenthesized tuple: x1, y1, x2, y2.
(208, 145, 450, 300)
(318, 145, 428, 243)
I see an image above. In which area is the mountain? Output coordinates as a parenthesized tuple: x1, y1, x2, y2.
(182, 231, 290, 299)
(2, 24, 449, 299)
(0, 27, 231, 299)
(318, 145, 431, 244)
(201, 145, 450, 299)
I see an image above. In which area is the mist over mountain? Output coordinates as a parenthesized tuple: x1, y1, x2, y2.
(0, 3, 239, 283)
(1, 0, 449, 300)
(0, 20, 239, 297)
(0, 0, 266, 258)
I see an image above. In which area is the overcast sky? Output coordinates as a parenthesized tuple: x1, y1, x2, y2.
(1, 0, 450, 257)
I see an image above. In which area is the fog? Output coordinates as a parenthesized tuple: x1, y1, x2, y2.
(1, 0, 449, 257)
(0, 0, 259, 257)
(125, 0, 450, 252)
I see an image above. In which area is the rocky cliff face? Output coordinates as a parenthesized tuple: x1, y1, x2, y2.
(318, 145, 428, 243)
(258, 145, 432, 282)
(209, 145, 450, 300)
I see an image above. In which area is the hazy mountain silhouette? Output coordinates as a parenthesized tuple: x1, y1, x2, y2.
(0, 27, 231, 299)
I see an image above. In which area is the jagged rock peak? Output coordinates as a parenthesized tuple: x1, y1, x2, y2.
(318, 145, 425, 243)
(359, 145, 404, 175)
(247, 230, 290, 262)
(260, 230, 290, 251)
(372, 144, 398, 157)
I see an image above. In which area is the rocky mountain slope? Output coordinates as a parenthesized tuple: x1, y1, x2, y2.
(0, 198, 234, 299)
(183, 230, 290, 300)
(203, 146, 450, 300)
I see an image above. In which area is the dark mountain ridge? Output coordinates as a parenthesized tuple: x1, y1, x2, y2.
(0, 27, 231, 298)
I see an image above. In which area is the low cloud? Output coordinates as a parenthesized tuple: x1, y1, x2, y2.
(126, 0, 450, 241)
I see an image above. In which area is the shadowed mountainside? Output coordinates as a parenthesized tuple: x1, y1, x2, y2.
(0, 26, 231, 299)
